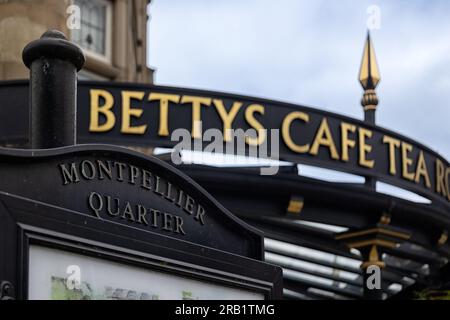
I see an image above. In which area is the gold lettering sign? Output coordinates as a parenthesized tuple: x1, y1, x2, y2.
(213, 99, 243, 142)
(358, 128, 374, 168)
(436, 159, 447, 197)
(383, 135, 401, 175)
(340, 122, 356, 162)
(148, 93, 181, 137)
(121, 91, 147, 134)
(89, 89, 115, 132)
(86, 87, 450, 206)
(245, 104, 266, 146)
(282, 111, 310, 153)
(180, 95, 212, 139)
(310, 118, 339, 160)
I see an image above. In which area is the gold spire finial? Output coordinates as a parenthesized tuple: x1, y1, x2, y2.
(359, 31, 380, 89)
(359, 31, 380, 113)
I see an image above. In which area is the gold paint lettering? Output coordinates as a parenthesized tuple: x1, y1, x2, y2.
(401, 142, 415, 181)
(148, 93, 180, 137)
(340, 122, 356, 162)
(180, 95, 212, 139)
(89, 89, 115, 132)
(282, 111, 310, 153)
(414, 151, 431, 188)
(358, 128, 374, 168)
(310, 118, 339, 160)
(121, 91, 147, 134)
(436, 159, 447, 197)
(383, 135, 401, 175)
(244, 104, 266, 146)
(212, 99, 243, 142)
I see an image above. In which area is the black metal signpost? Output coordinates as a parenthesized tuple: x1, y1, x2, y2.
(0, 31, 282, 301)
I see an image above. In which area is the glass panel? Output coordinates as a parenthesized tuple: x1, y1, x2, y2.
(28, 245, 264, 300)
(73, 0, 108, 56)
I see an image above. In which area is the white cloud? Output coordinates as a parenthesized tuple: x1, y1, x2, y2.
(148, 0, 450, 160)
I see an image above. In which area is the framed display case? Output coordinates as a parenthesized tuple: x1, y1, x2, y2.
(0, 146, 282, 300)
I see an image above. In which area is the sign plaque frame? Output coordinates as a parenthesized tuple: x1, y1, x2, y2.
(0, 145, 282, 300)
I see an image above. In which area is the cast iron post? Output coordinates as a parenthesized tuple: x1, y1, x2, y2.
(22, 30, 85, 149)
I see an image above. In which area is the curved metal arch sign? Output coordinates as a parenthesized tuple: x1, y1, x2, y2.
(0, 80, 449, 210)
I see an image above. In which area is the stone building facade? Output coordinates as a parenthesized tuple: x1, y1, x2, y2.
(0, 0, 153, 83)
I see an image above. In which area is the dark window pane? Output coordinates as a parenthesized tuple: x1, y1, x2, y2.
(73, 0, 108, 56)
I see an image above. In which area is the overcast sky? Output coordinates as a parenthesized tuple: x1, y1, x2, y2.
(147, 0, 450, 161)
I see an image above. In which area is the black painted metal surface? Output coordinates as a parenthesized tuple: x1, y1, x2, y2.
(22, 30, 85, 148)
(0, 80, 448, 210)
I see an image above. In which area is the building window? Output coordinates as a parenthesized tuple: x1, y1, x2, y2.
(71, 0, 112, 61)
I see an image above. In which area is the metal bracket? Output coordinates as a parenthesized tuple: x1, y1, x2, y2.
(0, 281, 15, 300)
